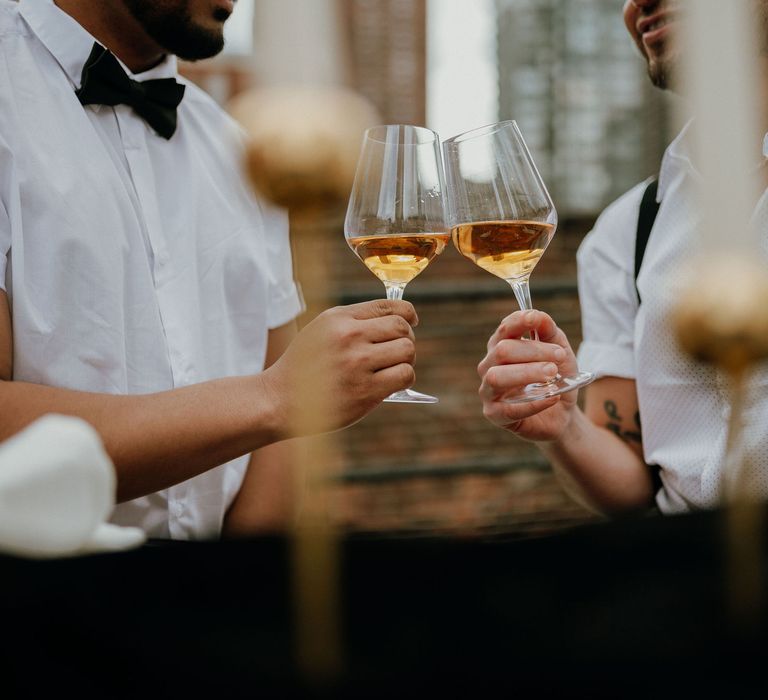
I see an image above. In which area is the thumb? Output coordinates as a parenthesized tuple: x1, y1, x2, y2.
(346, 299, 419, 326)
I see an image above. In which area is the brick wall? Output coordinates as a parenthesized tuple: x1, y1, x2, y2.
(291, 213, 601, 537)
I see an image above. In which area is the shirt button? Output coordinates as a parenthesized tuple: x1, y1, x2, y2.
(171, 501, 183, 517)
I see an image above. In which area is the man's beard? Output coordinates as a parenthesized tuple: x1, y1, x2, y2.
(648, 58, 674, 91)
(121, 0, 226, 62)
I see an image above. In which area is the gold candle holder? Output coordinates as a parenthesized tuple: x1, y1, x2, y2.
(673, 251, 768, 629)
(230, 86, 379, 682)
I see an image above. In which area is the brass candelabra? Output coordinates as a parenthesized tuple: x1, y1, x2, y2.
(674, 251, 768, 628)
(230, 85, 379, 682)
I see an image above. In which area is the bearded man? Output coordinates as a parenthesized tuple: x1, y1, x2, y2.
(0, 0, 420, 539)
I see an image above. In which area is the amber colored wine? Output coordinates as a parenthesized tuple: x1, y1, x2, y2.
(347, 233, 450, 285)
(451, 220, 555, 281)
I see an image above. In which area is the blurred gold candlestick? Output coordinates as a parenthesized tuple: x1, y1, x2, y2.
(673, 253, 768, 628)
(677, 0, 768, 630)
(230, 85, 378, 682)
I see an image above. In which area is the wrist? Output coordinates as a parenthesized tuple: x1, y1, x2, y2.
(539, 403, 586, 454)
(249, 370, 290, 443)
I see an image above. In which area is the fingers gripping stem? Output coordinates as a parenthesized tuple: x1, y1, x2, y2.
(510, 279, 538, 341)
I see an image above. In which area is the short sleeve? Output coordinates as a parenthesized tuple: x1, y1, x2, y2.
(576, 181, 649, 380)
(0, 201, 9, 293)
(219, 112, 305, 329)
(259, 202, 305, 329)
(0, 135, 13, 293)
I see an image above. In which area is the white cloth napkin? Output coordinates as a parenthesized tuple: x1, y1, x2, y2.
(0, 414, 145, 558)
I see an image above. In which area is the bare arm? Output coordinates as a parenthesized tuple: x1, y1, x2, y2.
(0, 291, 418, 503)
(539, 377, 654, 515)
(222, 321, 299, 536)
(478, 310, 655, 516)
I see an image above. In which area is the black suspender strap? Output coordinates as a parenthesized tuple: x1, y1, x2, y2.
(634, 177, 663, 498)
(634, 178, 660, 302)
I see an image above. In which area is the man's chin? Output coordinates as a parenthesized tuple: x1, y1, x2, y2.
(166, 29, 225, 61)
(648, 59, 676, 91)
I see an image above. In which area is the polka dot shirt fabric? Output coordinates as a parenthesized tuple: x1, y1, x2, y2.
(577, 122, 768, 513)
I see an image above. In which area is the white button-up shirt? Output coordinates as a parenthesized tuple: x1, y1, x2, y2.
(577, 122, 768, 513)
(0, 0, 303, 538)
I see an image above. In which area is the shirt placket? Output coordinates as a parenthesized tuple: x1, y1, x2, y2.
(116, 108, 191, 538)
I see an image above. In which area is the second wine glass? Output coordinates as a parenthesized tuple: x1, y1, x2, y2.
(443, 120, 594, 403)
(345, 125, 448, 404)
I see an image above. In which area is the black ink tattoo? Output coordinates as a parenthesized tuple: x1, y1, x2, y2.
(604, 400, 621, 421)
(603, 400, 642, 445)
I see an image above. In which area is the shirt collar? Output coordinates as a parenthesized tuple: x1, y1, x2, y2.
(18, 0, 178, 89)
(657, 119, 694, 203)
(658, 118, 768, 203)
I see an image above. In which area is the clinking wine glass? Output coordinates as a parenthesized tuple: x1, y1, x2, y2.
(443, 120, 594, 403)
(344, 125, 448, 404)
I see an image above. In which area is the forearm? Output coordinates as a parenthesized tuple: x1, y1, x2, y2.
(0, 299, 421, 504)
(222, 438, 298, 537)
(475, 311, 653, 515)
(539, 408, 655, 516)
(0, 375, 283, 502)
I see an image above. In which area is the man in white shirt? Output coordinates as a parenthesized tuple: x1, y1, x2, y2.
(478, 0, 768, 515)
(0, 0, 420, 539)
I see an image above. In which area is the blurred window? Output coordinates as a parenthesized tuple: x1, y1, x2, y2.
(223, 0, 255, 56)
(428, 0, 672, 216)
(426, 0, 498, 141)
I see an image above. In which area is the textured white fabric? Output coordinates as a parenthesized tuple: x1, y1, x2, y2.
(0, 415, 145, 558)
(0, 0, 303, 538)
(577, 122, 768, 513)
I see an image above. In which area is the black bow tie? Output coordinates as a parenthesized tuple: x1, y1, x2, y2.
(75, 43, 186, 140)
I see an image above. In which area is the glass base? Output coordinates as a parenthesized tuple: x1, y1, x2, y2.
(384, 388, 439, 404)
(502, 371, 595, 405)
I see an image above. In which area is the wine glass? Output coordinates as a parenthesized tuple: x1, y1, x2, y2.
(442, 120, 594, 403)
(344, 125, 448, 404)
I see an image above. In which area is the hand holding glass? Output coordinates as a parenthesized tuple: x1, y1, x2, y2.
(344, 125, 448, 404)
(443, 120, 594, 403)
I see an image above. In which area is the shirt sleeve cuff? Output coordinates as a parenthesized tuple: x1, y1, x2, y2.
(576, 341, 635, 380)
(267, 282, 305, 329)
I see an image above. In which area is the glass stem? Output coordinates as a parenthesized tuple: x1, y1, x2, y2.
(510, 279, 538, 341)
(385, 283, 406, 301)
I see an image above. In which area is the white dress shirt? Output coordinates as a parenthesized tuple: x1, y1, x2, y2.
(0, 0, 303, 538)
(577, 122, 768, 513)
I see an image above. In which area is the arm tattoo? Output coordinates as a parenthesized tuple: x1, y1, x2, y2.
(603, 400, 642, 445)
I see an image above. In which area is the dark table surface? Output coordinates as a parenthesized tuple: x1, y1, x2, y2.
(2, 508, 767, 698)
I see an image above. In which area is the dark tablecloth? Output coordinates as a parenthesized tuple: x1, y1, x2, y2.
(2, 509, 767, 698)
